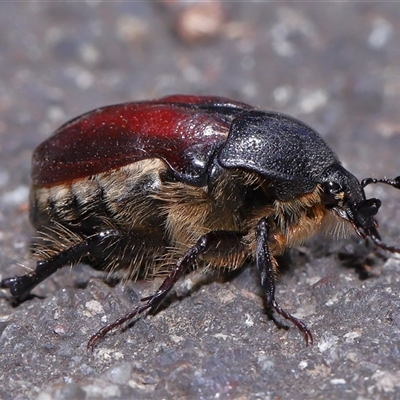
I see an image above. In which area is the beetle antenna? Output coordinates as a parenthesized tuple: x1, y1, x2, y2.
(359, 176, 400, 253)
(361, 176, 400, 189)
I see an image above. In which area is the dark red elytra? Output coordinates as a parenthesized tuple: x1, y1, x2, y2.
(32, 95, 251, 186)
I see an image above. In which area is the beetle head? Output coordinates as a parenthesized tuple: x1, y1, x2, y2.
(320, 165, 400, 253)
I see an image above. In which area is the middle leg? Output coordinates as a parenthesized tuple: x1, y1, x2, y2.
(88, 230, 244, 349)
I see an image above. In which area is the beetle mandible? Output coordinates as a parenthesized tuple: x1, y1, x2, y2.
(1, 94, 400, 349)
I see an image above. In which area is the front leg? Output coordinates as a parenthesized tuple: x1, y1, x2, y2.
(256, 218, 313, 345)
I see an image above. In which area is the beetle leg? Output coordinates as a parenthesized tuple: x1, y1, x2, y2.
(87, 231, 243, 350)
(256, 218, 313, 345)
(0, 230, 120, 301)
(361, 176, 400, 189)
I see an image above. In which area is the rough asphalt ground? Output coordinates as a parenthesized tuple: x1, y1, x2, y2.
(1, 3, 400, 399)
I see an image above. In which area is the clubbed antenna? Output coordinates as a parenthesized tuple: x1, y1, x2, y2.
(360, 176, 400, 253)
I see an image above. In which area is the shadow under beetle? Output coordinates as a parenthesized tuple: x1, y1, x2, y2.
(1, 95, 400, 349)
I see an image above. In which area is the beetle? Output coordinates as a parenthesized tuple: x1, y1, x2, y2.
(1, 94, 400, 349)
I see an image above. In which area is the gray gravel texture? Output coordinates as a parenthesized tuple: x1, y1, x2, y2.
(1, 2, 400, 400)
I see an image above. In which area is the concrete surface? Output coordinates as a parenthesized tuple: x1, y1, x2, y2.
(1, 2, 400, 400)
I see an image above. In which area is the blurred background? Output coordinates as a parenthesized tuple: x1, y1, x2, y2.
(1, 2, 400, 399)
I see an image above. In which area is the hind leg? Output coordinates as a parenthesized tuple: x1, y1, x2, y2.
(1, 230, 121, 300)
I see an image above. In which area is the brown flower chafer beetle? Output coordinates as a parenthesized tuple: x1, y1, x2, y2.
(2, 94, 400, 349)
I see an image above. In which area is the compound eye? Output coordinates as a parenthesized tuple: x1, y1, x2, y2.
(321, 181, 342, 205)
(323, 181, 341, 195)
